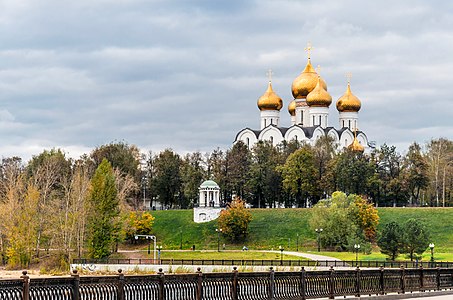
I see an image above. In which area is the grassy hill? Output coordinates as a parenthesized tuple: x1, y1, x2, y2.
(151, 208, 453, 253)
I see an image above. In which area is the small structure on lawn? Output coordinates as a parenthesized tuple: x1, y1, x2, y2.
(193, 180, 223, 223)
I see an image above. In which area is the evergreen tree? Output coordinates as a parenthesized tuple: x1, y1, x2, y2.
(402, 218, 430, 261)
(377, 221, 403, 260)
(86, 159, 119, 259)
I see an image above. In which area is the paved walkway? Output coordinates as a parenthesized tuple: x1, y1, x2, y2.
(265, 250, 342, 261)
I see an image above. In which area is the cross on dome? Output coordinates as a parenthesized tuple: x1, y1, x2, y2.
(266, 69, 274, 82)
(304, 41, 312, 60)
(346, 72, 352, 84)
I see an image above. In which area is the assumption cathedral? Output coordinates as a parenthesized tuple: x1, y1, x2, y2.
(235, 45, 369, 152)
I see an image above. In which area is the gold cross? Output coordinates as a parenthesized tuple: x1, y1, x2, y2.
(266, 69, 273, 82)
(304, 41, 312, 59)
(346, 72, 352, 84)
(316, 65, 321, 75)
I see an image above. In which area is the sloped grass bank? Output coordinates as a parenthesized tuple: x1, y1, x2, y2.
(150, 208, 453, 255)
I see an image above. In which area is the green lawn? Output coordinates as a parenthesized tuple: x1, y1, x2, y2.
(147, 207, 453, 261)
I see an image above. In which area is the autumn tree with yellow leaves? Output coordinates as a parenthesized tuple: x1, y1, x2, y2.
(217, 197, 252, 242)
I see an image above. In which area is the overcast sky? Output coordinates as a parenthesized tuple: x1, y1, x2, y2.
(0, 0, 452, 161)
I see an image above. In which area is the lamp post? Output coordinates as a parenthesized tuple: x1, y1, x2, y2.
(135, 234, 157, 262)
(279, 245, 284, 266)
(429, 243, 435, 264)
(354, 244, 361, 265)
(216, 228, 223, 252)
(157, 245, 163, 262)
(315, 228, 323, 252)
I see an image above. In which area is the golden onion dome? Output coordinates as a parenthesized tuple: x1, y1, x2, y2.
(288, 100, 296, 116)
(291, 59, 327, 99)
(306, 76, 332, 107)
(348, 136, 365, 152)
(336, 83, 361, 112)
(257, 81, 283, 111)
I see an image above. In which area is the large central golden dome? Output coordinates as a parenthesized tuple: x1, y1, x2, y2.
(336, 83, 361, 112)
(257, 82, 283, 111)
(306, 76, 332, 107)
(291, 59, 327, 99)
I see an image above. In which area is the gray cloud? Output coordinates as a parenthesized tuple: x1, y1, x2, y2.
(0, 0, 452, 161)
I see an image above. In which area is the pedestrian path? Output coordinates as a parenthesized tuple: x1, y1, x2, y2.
(264, 250, 342, 261)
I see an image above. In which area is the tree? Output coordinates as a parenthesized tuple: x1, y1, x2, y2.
(402, 143, 429, 206)
(180, 152, 205, 208)
(151, 149, 182, 209)
(377, 221, 403, 260)
(247, 141, 283, 208)
(125, 211, 155, 242)
(329, 149, 374, 196)
(225, 142, 251, 199)
(86, 159, 119, 259)
(217, 197, 252, 241)
(278, 146, 317, 207)
(310, 191, 379, 250)
(402, 218, 430, 261)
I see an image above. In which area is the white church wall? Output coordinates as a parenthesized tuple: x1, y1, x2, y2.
(258, 126, 283, 146)
(285, 126, 308, 143)
(236, 130, 258, 149)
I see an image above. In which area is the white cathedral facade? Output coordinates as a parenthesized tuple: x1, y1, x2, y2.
(235, 48, 369, 152)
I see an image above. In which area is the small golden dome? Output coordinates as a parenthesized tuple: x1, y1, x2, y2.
(257, 81, 283, 111)
(291, 59, 327, 99)
(336, 83, 361, 112)
(348, 136, 365, 152)
(306, 76, 332, 107)
(288, 100, 296, 116)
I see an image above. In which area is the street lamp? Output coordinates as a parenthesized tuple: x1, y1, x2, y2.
(157, 245, 163, 262)
(429, 243, 435, 263)
(354, 244, 361, 265)
(315, 228, 323, 252)
(135, 235, 157, 262)
(216, 228, 223, 252)
(279, 245, 284, 266)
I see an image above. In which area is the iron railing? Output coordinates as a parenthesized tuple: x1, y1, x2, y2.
(1, 266, 453, 300)
(73, 258, 452, 268)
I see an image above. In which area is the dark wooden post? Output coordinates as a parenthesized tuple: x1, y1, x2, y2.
(232, 267, 238, 300)
(158, 268, 165, 300)
(379, 266, 385, 295)
(118, 269, 125, 300)
(71, 269, 80, 300)
(419, 266, 424, 292)
(21, 270, 30, 300)
(269, 267, 275, 300)
(196, 267, 203, 300)
(400, 265, 405, 294)
(436, 266, 441, 291)
(300, 267, 306, 300)
(355, 266, 361, 297)
(329, 266, 334, 299)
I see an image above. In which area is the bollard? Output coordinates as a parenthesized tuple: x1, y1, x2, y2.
(355, 266, 361, 297)
(300, 267, 306, 300)
(329, 266, 334, 299)
(158, 268, 165, 300)
(269, 267, 275, 300)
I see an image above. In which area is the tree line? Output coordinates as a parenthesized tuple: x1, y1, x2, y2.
(0, 138, 451, 268)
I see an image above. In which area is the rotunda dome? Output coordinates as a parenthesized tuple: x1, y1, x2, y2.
(257, 82, 283, 111)
(348, 136, 364, 152)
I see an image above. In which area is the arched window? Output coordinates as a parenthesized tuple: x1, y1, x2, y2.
(264, 119, 267, 127)
(295, 135, 298, 141)
(319, 115, 322, 126)
(246, 138, 250, 148)
(313, 116, 315, 126)
(270, 136, 274, 144)
(349, 120, 351, 129)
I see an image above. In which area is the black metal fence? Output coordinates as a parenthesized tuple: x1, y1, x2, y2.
(1, 266, 453, 300)
(73, 258, 452, 268)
